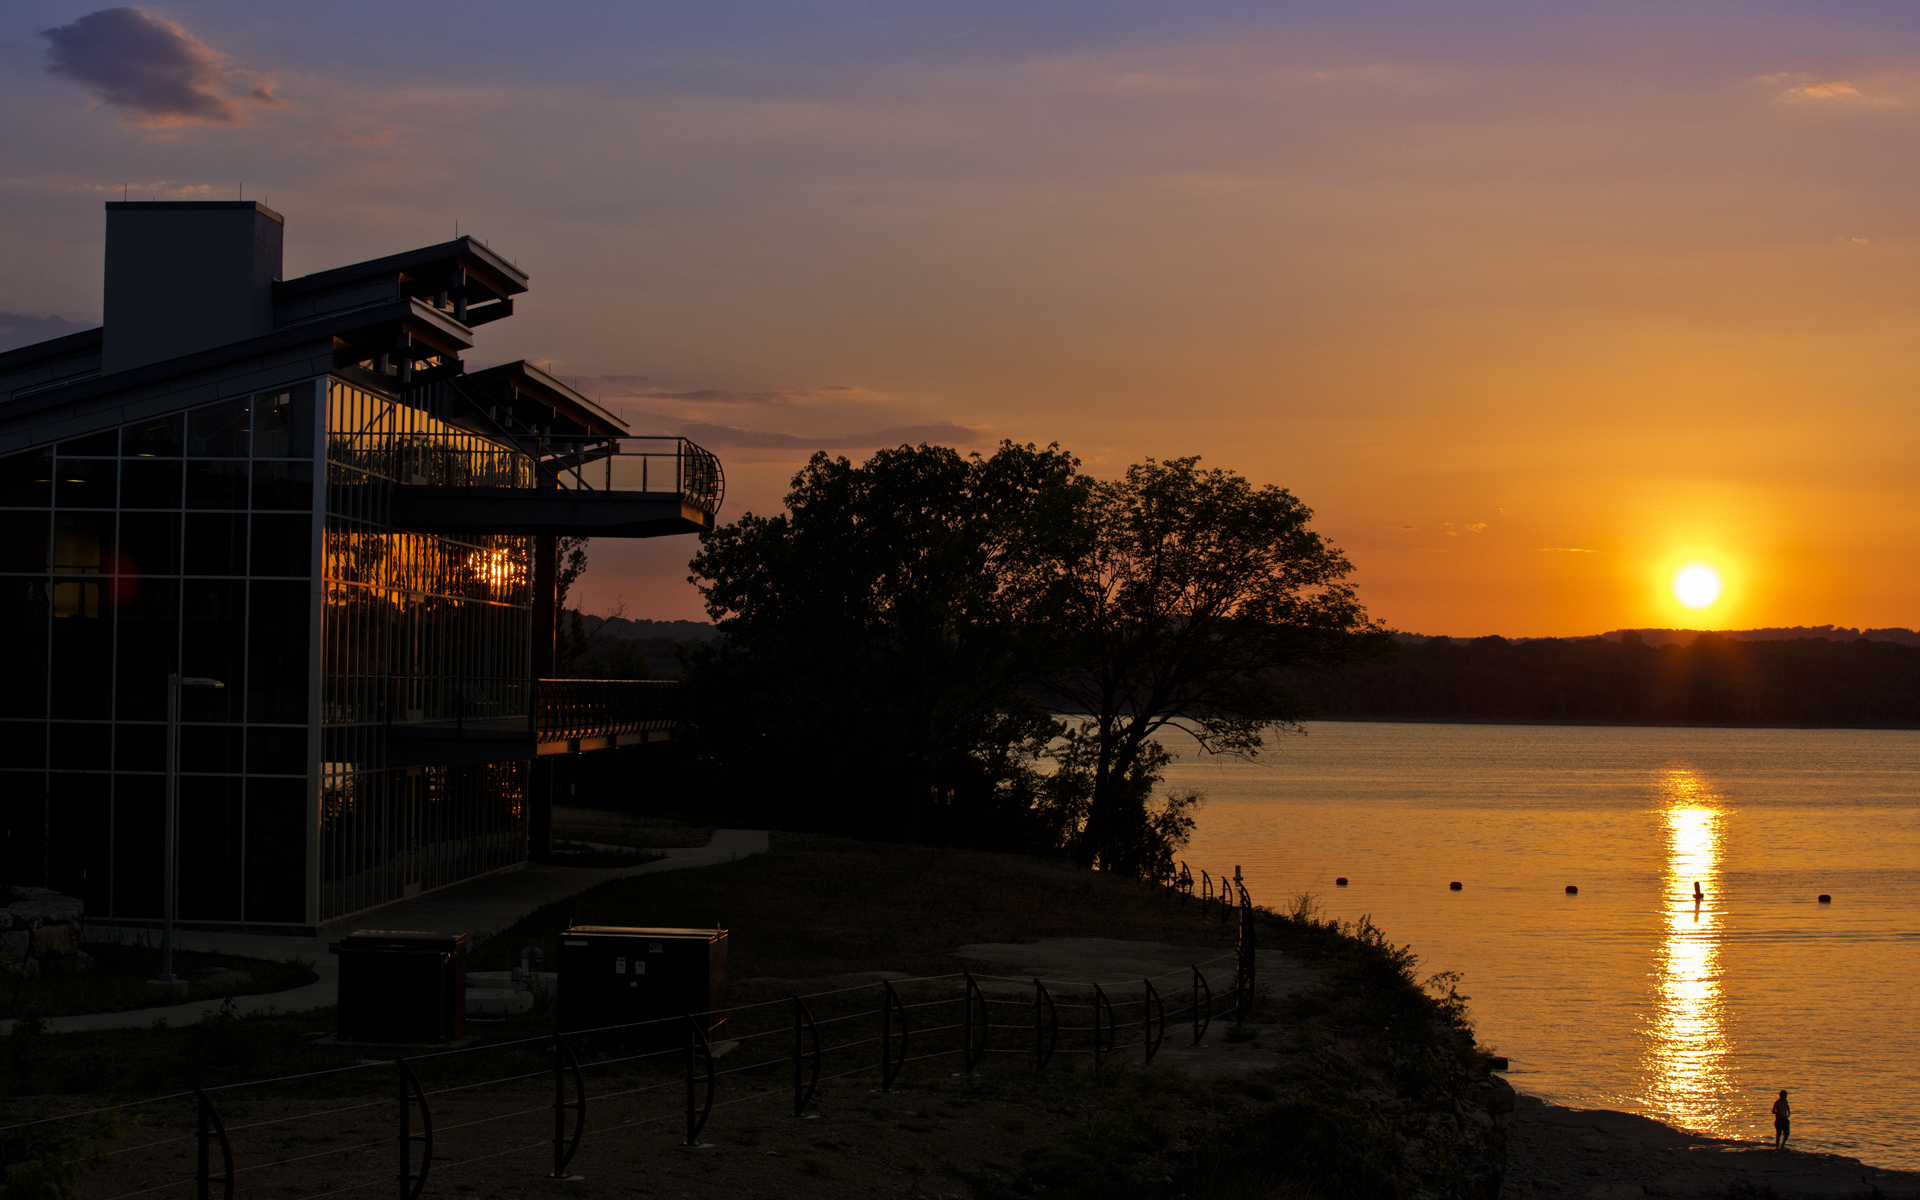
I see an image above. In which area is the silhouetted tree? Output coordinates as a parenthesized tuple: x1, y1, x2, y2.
(682, 441, 1079, 840)
(1023, 457, 1388, 872)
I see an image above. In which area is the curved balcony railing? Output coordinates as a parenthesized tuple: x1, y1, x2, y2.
(539, 436, 725, 516)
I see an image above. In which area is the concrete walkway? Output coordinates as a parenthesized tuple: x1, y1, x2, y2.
(4, 829, 769, 1036)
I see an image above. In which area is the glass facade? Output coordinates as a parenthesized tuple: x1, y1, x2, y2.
(0, 378, 538, 927)
(0, 389, 318, 923)
(319, 381, 530, 920)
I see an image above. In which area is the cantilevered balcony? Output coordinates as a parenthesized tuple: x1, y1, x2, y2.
(388, 434, 725, 538)
(387, 679, 678, 767)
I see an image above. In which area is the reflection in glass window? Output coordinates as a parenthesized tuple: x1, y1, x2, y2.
(55, 459, 117, 509)
(123, 414, 184, 458)
(0, 449, 54, 506)
(252, 391, 312, 459)
(187, 398, 250, 457)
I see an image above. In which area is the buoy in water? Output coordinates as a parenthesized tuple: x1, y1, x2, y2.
(1335, 877, 1349, 886)
(1818, 894, 1832, 903)
(1565, 885, 1578, 894)
(1449, 881, 1463, 891)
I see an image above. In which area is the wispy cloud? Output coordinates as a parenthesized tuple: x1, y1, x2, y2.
(40, 7, 280, 128)
(583, 378, 885, 407)
(679, 421, 988, 451)
(1537, 547, 1598, 553)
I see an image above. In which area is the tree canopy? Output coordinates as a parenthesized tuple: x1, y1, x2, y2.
(679, 443, 1384, 866)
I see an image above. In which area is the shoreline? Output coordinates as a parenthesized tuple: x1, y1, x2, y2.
(1509, 1091, 1920, 1199)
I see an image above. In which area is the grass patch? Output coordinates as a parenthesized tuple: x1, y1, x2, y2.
(470, 832, 1236, 976)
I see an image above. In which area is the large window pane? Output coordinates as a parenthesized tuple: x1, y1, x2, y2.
(46, 772, 110, 914)
(252, 391, 314, 460)
(250, 513, 311, 577)
(112, 774, 164, 918)
(52, 512, 107, 573)
(247, 726, 307, 774)
(49, 580, 111, 719)
(120, 459, 183, 508)
(2, 777, 46, 887)
(0, 448, 53, 506)
(252, 461, 314, 511)
(0, 721, 46, 769)
(185, 461, 249, 509)
(0, 510, 48, 572)
(115, 577, 178, 721)
(178, 775, 242, 920)
(115, 722, 165, 772)
(0, 578, 48, 718)
(249, 579, 309, 723)
(181, 580, 245, 720)
(55, 459, 117, 509)
(245, 777, 306, 923)
(187, 399, 250, 457)
(184, 513, 247, 575)
(119, 511, 181, 577)
(124, 413, 184, 458)
(182, 724, 243, 773)
(49, 722, 111, 770)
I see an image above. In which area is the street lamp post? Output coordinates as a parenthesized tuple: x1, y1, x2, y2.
(150, 672, 224, 992)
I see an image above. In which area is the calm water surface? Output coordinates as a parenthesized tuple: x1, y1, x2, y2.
(1165, 722, 1920, 1169)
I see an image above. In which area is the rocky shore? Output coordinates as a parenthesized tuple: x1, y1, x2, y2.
(1507, 1092, 1920, 1200)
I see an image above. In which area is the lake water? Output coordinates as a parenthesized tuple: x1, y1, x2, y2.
(1164, 721, 1920, 1170)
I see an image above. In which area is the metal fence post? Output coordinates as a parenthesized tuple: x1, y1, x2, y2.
(548, 1033, 585, 1180)
(395, 1058, 431, 1200)
(1192, 966, 1212, 1046)
(961, 973, 987, 1075)
(684, 1016, 715, 1147)
(1236, 892, 1257, 1023)
(192, 1085, 233, 1200)
(880, 981, 908, 1091)
(1092, 984, 1115, 1068)
(1032, 979, 1057, 1071)
(1143, 979, 1164, 1065)
(792, 997, 821, 1118)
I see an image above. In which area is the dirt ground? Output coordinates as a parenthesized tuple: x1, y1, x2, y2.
(1506, 1093, 1920, 1200)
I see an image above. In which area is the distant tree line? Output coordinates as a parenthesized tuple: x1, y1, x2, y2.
(1310, 632, 1920, 727)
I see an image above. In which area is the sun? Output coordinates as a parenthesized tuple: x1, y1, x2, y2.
(1673, 564, 1722, 609)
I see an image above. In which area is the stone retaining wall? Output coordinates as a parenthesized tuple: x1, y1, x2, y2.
(1, 887, 89, 978)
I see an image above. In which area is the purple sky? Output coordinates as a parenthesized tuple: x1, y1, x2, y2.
(6, 2, 1919, 633)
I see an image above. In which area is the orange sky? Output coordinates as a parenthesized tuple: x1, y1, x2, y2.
(5, 3, 1918, 635)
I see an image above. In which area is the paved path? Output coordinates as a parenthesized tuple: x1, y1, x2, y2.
(4, 830, 769, 1036)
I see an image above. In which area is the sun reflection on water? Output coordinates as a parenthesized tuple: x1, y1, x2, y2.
(1643, 767, 1731, 1132)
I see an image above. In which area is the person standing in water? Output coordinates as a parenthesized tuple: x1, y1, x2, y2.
(1772, 1090, 1791, 1150)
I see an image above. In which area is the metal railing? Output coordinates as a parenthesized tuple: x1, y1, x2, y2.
(534, 679, 677, 743)
(3, 871, 1264, 1198)
(540, 436, 725, 515)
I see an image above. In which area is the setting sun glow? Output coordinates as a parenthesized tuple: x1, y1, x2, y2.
(1673, 565, 1722, 610)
